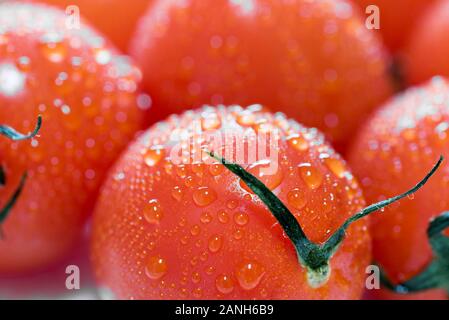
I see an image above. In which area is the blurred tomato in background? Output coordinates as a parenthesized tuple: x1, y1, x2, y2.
(31, 0, 152, 52)
(130, 0, 392, 149)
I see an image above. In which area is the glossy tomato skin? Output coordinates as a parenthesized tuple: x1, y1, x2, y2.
(32, 0, 152, 52)
(353, 0, 435, 53)
(404, 0, 449, 85)
(349, 77, 449, 300)
(0, 3, 147, 273)
(130, 0, 391, 148)
(92, 105, 371, 300)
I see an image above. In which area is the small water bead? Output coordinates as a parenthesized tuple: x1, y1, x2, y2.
(235, 261, 265, 290)
(190, 225, 201, 236)
(287, 134, 309, 152)
(193, 187, 217, 207)
(215, 274, 235, 294)
(176, 165, 188, 178)
(218, 210, 230, 224)
(208, 235, 223, 253)
(145, 256, 168, 280)
(324, 158, 347, 179)
(144, 199, 163, 224)
(171, 186, 184, 202)
(234, 212, 249, 226)
(201, 112, 222, 130)
(298, 163, 323, 190)
(205, 266, 216, 275)
(191, 272, 201, 284)
(233, 229, 244, 240)
(144, 146, 165, 167)
(240, 160, 283, 192)
(236, 111, 256, 127)
(227, 200, 238, 210)
(287, 188, 307, 210)
(209, 163, 224, 176)
(200, 212, 213, 224)
(192, 288, 203, 298)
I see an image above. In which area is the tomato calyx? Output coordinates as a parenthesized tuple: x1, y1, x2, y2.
(0, 115, 42, 141)
(380, 211, 449, 294)
(0, 116, 42, 239)
(210, 151, 444, 288)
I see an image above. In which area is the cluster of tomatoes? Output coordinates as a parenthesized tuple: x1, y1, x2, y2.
(1, 0, 449, 300)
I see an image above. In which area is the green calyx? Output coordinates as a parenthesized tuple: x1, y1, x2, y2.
(0, 115, 42, 141)
(210, 152, 444, 288)
(0, 116, 42, 239)
(381, 211, 449, 294)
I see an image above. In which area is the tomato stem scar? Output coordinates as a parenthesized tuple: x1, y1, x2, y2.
(0, 115, 42, 141)
(210, 151, 444, 288)
(381, 211, 449, 293)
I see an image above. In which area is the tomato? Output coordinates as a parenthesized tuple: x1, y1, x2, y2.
(349, 76, 449, 300)
(0, 3, 147, 273)
(353, 0, 435, 53)
(130, 0, 392, 149)
(32, 0, 152, 52)
(91, 105, 371, 299)
(404, 0, 449, 85)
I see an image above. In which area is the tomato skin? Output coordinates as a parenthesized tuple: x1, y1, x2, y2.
(353, 0, 435, 53)
(0, 3, 146, 273)
(349, 77, 449, 300)
(91, 105, 371, 300)
(130, 0, 391, 148)
(32, 0, 152, 52)
(404, 0, 449, 85)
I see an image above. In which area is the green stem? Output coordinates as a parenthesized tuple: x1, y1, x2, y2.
(0, 115, 42, 141)
(0, 173, 27, 239)
(381, 211, 449, 293)
(210, 152, 443, 287)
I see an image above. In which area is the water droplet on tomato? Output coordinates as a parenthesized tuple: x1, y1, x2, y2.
(216, 274, 235, 294)
(287, 188, 307, 210)
(144, 146, 164, 167)
(193, 187, 217, 207)
(209, 163, 224, 176)
(235, 261, 265, 290)
(145, 256, 167, 280)
(218, 210, 230, 223)
(200, 212, 213, 224)
(240, 160, 283, 192)
(191, 272, 201, 284)
(201, 112, 221, 130)
(299, 163, 323, 190)
(144, 199, 163, 224)
(171, 186, 184, 202)
(324, 158, 347, 178)
(287, 134, 309, 152)
(234, 212, 249, 226)
(208, 235, 223, 253)
(190, 225, 201, 236)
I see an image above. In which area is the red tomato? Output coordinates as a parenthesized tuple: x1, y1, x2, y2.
(349, 77, 449, 300)
(32, 0, 152, 52)
(353, 0, 435, 53)
(404, 0, 449, 85)
(0, 3, 147, 273)
(130, 0, 392, 148)
(91, 105, 371, 299)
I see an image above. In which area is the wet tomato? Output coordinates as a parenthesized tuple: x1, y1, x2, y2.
(91, 105, 371, 299)
(0, 3, 147, 273)
(349, 77, 449, 300)
(130, 0, 392, 148)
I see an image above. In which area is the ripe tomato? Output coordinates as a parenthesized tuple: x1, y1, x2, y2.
(32, 0, 152, 52)
(0, 3, 147, 273)
(91, 105, 371, 299)
(349, 77, 449, 300)
(404, 0, 449, 85)
(130, 0, 392, 148)
(353, 0, 435, 53)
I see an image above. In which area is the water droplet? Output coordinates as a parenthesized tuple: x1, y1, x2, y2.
(0, 63, 26, 97)
(201, 112, 221, 130)
(171, 186, 184, 202)
(227, 200, 238, 210)
(218, 210, 230, 223)
(233, 229, 244, 240)
(407, 193, 415, 200)
(216, 274, 235, 294)
(145, 256, 167, 280)
(192, 287, 203, 298)
(191, 272, 201, 284)
(234, 212, 249, 226)
(324, 158, 347, 179)
(190, 225, 201, 236)
(144, 199, 163, 224)
(287, 134, 309, 152)
(200, 212, 213, 224)
(193, 187, 217, 207)
(209, 163, 224, 176)
(236, 261, 265, 290)
(240, 160, 283, 192)
(236, 111, 255, 126)
(208, 235, 223, 253)
(144, 146, 165, 167)
(287, 188, 307, 210)
(299, 163, 323, 190)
